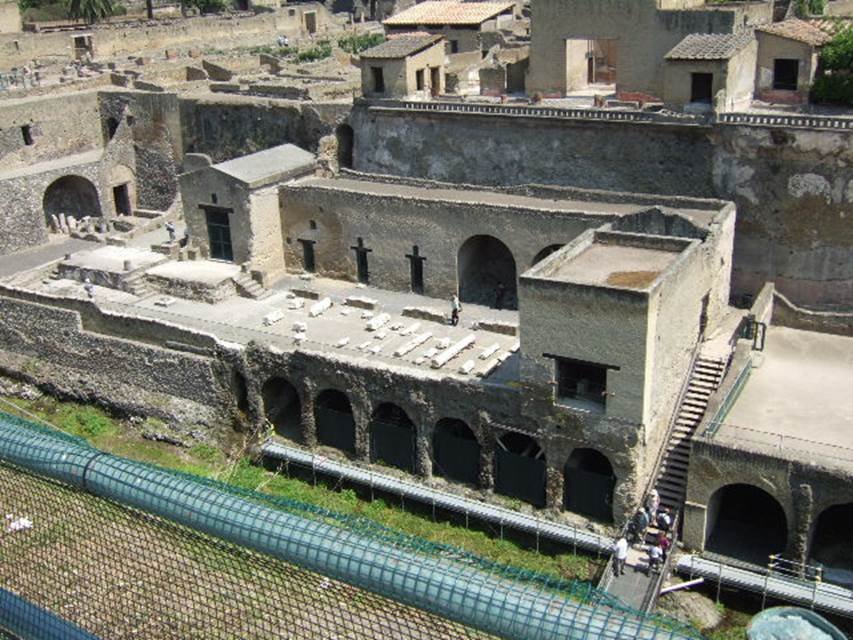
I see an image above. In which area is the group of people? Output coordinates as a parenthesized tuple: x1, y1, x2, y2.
(611, 489, 674, 577)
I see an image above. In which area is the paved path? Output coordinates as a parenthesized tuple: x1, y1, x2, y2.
(0, 237, 93, 278)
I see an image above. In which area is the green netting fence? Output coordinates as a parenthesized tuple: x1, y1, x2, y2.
(0, 409, 704, 640)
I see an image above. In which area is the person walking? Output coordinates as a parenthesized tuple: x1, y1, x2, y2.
(647, 542, 663, 575)
(165, 221, 176, 242)
(645, 489, 660, 517)
(656, 507, 672, 533)
(657, 531, 671, 560)
(83, 278, 94, 300)
(612, 536, 628, 577)
(450, 294, 462, 326)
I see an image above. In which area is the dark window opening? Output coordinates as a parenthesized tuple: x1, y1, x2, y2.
(21, 125, 33, 146)
(416, 68, 425, 91)
(304, 11, 317, 34)
(351, 237, 371, 284)
(552, 357, 610, 407)
(309, 220, 317, 230)
(298, 238, 316, 272)
(112, 184, 131, 216)
(430, 67, 440, 97)
(773, 58, 799, 91)
(211, 193, 218, 204)
(231, 370, 249, 413)
(690, 72, 713, 103)
(106, 117, 119, 141)
(335, 124, 354, 169)
(205, 208, 234, 262)
(450, 40, 459, 54)
(371, 67, 385, 93)
(407, 245, 426, 294)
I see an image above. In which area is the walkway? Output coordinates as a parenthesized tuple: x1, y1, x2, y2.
(0, 237, 93, 279)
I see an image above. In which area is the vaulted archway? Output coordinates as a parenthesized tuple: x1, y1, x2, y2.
(457, 235, 517, 309)
(314, 389, 356, 454)
(564, 448, 615, 523)
(261, 377, 302, 442)
(432, 418, 479, 486)
(705, 484, 787, 565)
(43, 175, 101, 228)
(369, 403, 416, 473)
(494, 432, 545, 507)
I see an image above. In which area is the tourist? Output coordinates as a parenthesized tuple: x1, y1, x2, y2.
(612, 535, 628, 576)
(656, 507, 672, 533)
(494, 282, 506, 310)
(647, 543, 663, 574)
(450, 294, 462, 326)
(645, 489, 660, 516)
(83, 278, 94, 300)
(657, 531, 671, 559)
(629, 507, 649, 543)
(165, 221, 176, 242)
(179, 230, 190, 248)
(277, 34, 289, 48)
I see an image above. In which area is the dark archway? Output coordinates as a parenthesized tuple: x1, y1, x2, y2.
(706, 484, 787, 565)
(809, 503, 853, 588)
(314, 389, 356, 454)
(336, 124, 354, 169)
(43, 175, 101, 228)
(457, 235, 517, 310)
(261, 377, 302, 442)
(531, 244, 564, 267)
(106, 117, 120, 141)
(432, 418, 480, 486)
(564, 448, 615, 523)
(494, 432, 546, 507)
(369, 403, 416, 473)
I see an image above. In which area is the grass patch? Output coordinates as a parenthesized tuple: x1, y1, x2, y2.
(0, 395, 604, 583)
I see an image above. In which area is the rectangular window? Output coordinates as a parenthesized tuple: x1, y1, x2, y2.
(550, 356, 610, 407)
(450, 40, 459, 54)
(690, 72, 713, 103)
(773, 58, 799, 91)
(21, 125, 33, 146)
(415, 68, 424, 91)
(371, 66, 385, 93)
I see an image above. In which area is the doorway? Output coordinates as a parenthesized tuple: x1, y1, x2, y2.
(773, 59, 799, 91)
(430, 67, 440, 96)
(304, 11, 317, 34)
(206, 209, 234, 262)
(112, 184, 131, 216)
(690, 73, 713, 103)
(299, 239, 316, 272)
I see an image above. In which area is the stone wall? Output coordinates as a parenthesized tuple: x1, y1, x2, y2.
(350, 104, 853, 307)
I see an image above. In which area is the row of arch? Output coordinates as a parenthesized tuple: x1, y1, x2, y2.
(261, 378, 616, 522)
(705, 483, 852, 587)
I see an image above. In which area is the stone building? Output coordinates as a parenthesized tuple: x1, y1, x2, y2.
(754, 19, 831, 104)
(526, 0, 772, 98)
(383, 1, 516, 63)
(181, 144, 317, 280)
(0, 0, 21, 34)
(663, 32, 757, 111)
(359, 34, 446, 99)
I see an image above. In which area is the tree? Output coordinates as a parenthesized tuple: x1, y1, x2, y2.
(65, 0, 115, 23)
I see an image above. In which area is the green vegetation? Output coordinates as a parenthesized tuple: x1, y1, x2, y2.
(0, 395, 604, 583)
(18, 0, 125, 23)
(338, 32, 385, 54)
(812, 26, 853, 106)
(184, 0, 226, 14)
(793, 0, 825, 16)
(705, 602, 752, 640)
(66, 0, 115, 23)
(295, 40, 333, 63)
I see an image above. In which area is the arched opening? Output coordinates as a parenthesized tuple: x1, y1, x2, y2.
(564, 448, 615, 523)
(494, 432, 546, 507)
(369, 403, 416, 472)
(531, 244, 564, 267)
(457, 235, 517, 310)
(43, 175, 102, 229)
(314, 389, 356, 454)
(261, 377, 302, 442)
(432, 418, 479, 486)
(809, 503, 853, 588)
(705, 484, 787, 564)
(336, 124, 354, 169)
(106, 117, 120, 141)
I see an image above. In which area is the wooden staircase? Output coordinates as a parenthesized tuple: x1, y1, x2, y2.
(653, 356, 726, 512)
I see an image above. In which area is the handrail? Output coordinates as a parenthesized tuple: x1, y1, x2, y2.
(702, 354, 752, 438)
(641, 509, 681, 613)
(703, 422, 853, 463)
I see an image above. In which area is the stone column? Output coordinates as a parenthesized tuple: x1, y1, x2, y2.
(414, 408, 434, 480)
(351, 394, 371, 463)
(544, 463, 564, 511)
(299, 382, 317, 448)
(681, 501, 708, 552)
(478, 431, 495, 491)
(791, 483, 814, 567)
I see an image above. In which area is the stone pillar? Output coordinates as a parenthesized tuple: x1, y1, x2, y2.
(414, 407, 434, 480)
(351, 394, 371, 463)
(681, 501, 708, 552)
(791, 483, 814, 566)
(478, 432, 495, 491)
(545, 463, 564, 511)
(299, 383, 317, 448)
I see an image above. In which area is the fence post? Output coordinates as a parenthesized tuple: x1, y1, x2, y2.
(535, 517, 540, 553)
(716, 559, 723, 603)
(761, 562, 771, 610)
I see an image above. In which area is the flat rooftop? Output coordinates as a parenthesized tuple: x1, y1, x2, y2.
(61, 245, 166, 273)
(292, 177, 722, 225)
(547, 242, 680, 289)
(721, 325, 853, 467)
(213, 144, 316, 188)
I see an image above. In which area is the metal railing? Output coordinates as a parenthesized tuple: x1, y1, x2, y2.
(702, 354, 752, 438)
(718, 111, 853, 131)
(703, 423, 853, 464)
(641, 510, 681, 613)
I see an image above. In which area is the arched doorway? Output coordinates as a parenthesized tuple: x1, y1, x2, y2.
(705, 484, 787, 564)
(494, 432, 546, 507)
(369, 403, 416, 473)
(432, 418, 479, 486)
(457, 235, 517, 310)
(336, 124, 354, 169)
(314, 389, 356, 454)
(564, 448, 615, 523)
(43, 175, 101, 228)
(261, 377, 302, 442)
(531, 244, 564, 267)
(809, 503, 853, 588)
